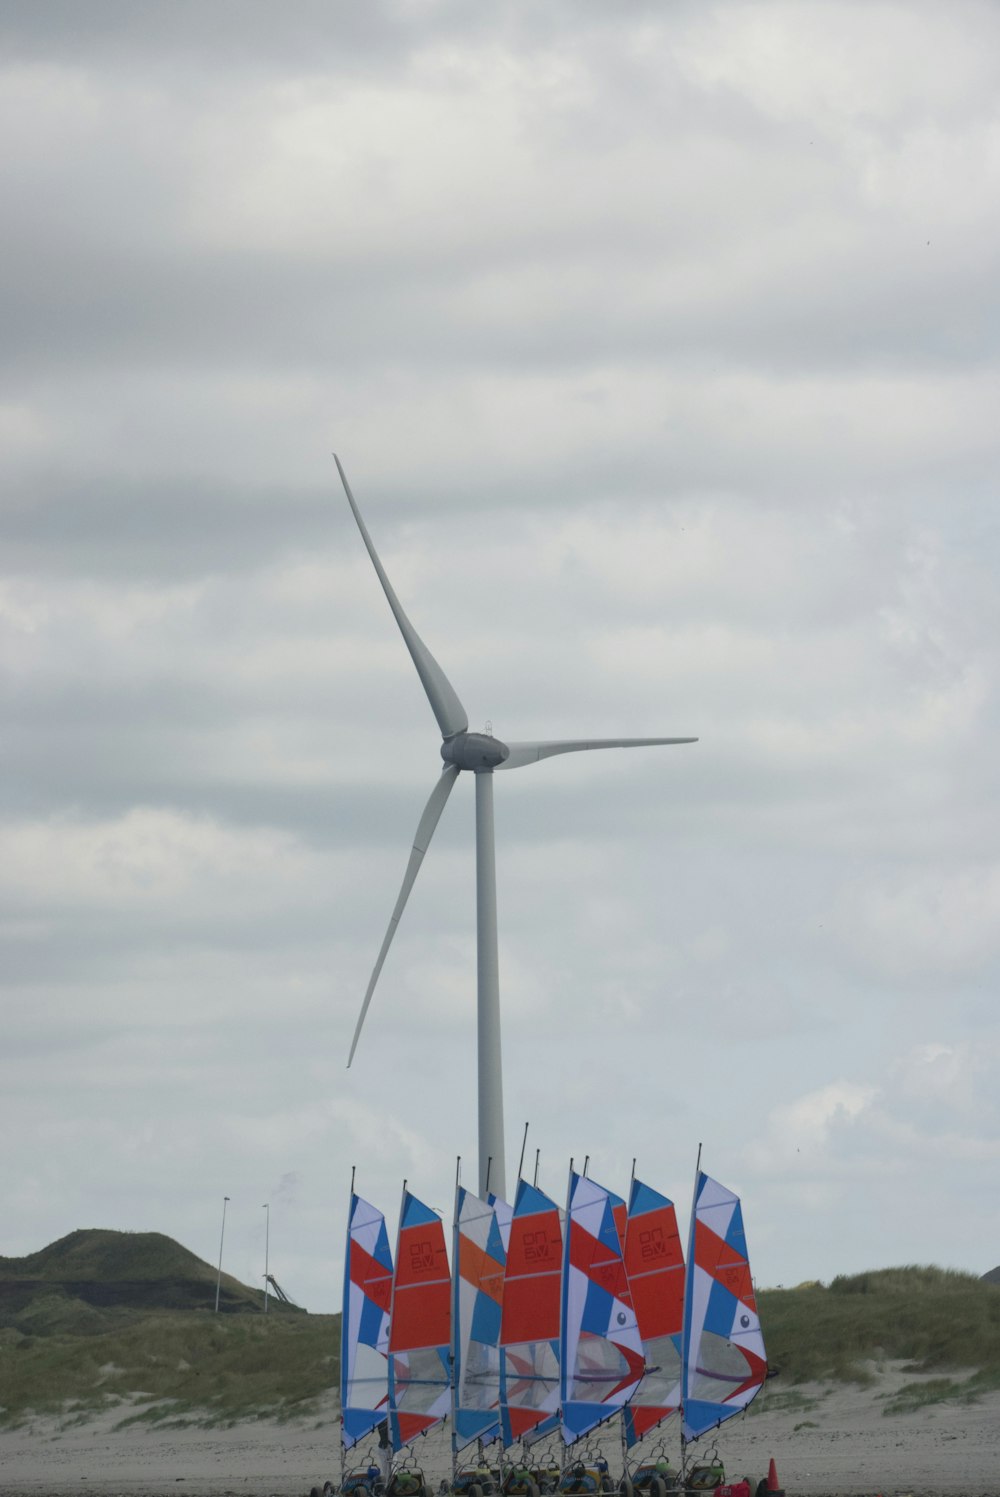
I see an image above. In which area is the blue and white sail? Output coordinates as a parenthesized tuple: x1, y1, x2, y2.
(452, 1186, 507, 1450)
(341, 1193, 393, 1449)
(681, 1172, 767, 1442)
(560, 1170, 645, 1445)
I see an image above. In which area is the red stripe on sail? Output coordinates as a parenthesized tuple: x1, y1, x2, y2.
(695, 1220, 756, 1310)
(350, 1240, 392, 1312)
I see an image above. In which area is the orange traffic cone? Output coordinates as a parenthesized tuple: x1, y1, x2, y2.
(767, 1459, 783, 1496)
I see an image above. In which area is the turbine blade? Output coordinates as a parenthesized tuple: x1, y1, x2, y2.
(335, 455, 468, 741)
(347, 764, 460, 1067)
(498, 736, 698, 770)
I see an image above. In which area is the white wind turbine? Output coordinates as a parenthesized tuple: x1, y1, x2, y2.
(337, 457, 696, 1199)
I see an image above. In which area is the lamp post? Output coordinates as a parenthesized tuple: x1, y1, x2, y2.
(263, 1202, 270, 1314)
(214, 1195, 230, 1314)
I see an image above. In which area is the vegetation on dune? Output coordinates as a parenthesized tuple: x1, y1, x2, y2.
(0, 1229, 217, 1284)
(0, 1228, 300, 1317)
(4, 1243, 1000, 1429)
(757, 1265, 1000, 1398)
(0, 1228, 321, 1428)
(0, 1309, 340, 1429)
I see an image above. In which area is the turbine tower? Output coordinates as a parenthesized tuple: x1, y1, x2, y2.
(337, 457, 696, 1199)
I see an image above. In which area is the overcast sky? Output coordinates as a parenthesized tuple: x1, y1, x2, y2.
(3, 0, 999, 1315)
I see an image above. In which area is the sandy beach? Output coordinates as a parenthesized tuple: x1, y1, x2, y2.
(3, 1369, 999, 1497)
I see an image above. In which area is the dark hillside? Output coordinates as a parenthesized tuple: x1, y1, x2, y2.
(0, 1229, 297, 1320)
(983, 1265, 1000, 1286)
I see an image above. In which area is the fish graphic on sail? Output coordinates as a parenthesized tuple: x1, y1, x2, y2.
(499, 1179, 562, 1447)
(561, 1170, 645, 1446)
(622, 1179, 685, 1448)
(681, 1171, 767, 1442)
(388, 1189, 452, 1451)
(341, 1192, 394, 1449)
(452, 1185, 507, 1450)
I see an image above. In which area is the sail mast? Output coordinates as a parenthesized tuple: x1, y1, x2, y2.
(340, 1165, 355, 1494)
(680, 1142, 702, 1478)
(451, 1158, 462, 1491)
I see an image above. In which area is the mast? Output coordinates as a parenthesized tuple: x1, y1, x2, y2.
(451, 1158, 462, 1490)
(340, 1164, 356, 1494)
(517, 1123, 529, 1189)
(387, 1178, 407, 1466)
(680, 1143, 702, 1479)
(560, 1161, 574, 1481)
(620, 1157, 637, 1482)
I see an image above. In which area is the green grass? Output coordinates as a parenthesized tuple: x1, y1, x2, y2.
(4, 1253, 1000, 1430)
(0, 1309, 340, 1428)
(1, 1229, 215, 1283)
(0, 1228, 289, 1317)
(757, 1266, 1000, 1386)
(880, 1366, 1000, 1417)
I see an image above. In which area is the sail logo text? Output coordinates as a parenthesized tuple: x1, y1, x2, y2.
(523, 1230, 554, 1263)
(639, 1227, 666, 1260)
(408, 1240, 438, 1273)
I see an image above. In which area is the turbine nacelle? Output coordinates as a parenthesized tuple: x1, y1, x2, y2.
(441, 731, 510, 772)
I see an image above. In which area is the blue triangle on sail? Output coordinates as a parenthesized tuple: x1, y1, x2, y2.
(401, 1191, 439, 1228)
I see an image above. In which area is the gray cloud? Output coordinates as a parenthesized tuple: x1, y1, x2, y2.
(2, 0, 999, 1315)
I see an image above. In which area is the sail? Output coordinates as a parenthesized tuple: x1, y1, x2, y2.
(560, 1170, 645, 1446)
(341, 1193, 394, 1449)
(489, 1191, 513, 1253)
(388, 1189, 452, 1451)
(681, 1172, 767, 1442)
(622, 1179, 685, 1447)
(499, 1179, 562, 1447)
(453, 1186, 507, 1450)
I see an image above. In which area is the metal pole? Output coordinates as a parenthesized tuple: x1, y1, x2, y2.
(451, 1158, 461, 1491)
(214, 1195, 229, 1314)
(517, 1122, 529, 1185)
(680, 1143, 703, 1480)
(342, 1166, 356, 1495)
(475, 769, 506, 1200)
(263, 1203, 270, 1314)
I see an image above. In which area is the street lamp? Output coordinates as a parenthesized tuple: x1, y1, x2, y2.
(214, 1195, 230, 1314)
(263, 1203, 270, 1314)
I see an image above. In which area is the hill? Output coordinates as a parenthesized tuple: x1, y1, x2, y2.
(756, 1264, 1000, 1413)
(0, 1228, 297, 1319)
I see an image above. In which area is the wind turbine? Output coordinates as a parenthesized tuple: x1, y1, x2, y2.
(336, 457, 696, 1200)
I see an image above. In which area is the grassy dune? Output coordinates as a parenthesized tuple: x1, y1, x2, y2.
(756, 1266, 1000, 1416)
(0, 1309, 339, 1429)
(3, 1246, 1000, 1430)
